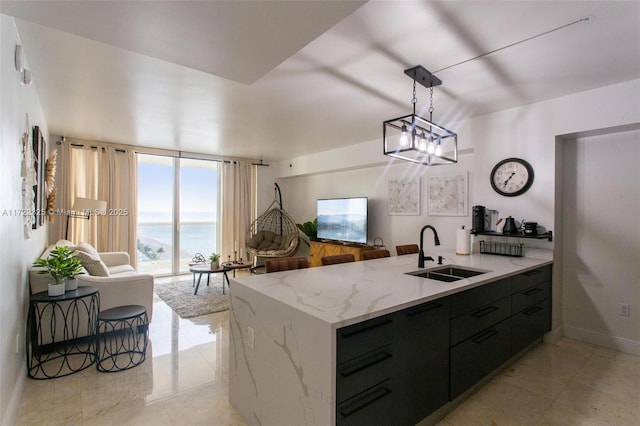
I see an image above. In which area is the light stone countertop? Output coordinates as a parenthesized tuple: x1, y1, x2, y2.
(231, 250, 553, 329)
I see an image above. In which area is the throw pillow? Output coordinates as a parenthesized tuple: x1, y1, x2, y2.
(75, 242, 100, 257)
(74, 250, 110, 277)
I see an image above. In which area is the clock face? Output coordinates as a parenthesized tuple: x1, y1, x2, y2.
(490, 158, 534, 196)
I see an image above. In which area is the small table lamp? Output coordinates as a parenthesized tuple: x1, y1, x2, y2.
(65, 197, 107, 240)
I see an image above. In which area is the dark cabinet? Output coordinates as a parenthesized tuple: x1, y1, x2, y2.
(336, 263, 553, 425)
(336, 314, 395, 426)
(449, 278, 513, 400)
(394, 299, 450, 426)
(511, 265, 552, 355)
(336, 299, 450, 426)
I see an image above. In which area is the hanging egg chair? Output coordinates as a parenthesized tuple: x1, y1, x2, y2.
(246, 183, 299, 259)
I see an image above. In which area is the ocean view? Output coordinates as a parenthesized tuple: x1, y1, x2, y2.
(137, 222, 217, 263)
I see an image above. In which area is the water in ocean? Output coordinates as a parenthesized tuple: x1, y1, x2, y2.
(137, 222, 217, 262)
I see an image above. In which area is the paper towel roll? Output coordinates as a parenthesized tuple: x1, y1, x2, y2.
(456, 228, 471, 255)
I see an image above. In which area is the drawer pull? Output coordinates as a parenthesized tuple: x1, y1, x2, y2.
(523, 287, 542, 296)
(407, 302, 444, 317)
(471, 305, 499, 318)
(340, 318, 392, 338)
(339, 386, 392, 418)
(523, 306, 543, 316)
(339, 351, 392, 378)
(472, 329, 498, 344)
(524, 269, 543, 276)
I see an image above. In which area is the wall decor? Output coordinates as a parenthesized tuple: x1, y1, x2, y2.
(32, 126, 46, 228)
(388, 177, 420, 215)
(427, 172, 468, 216)
(21, 129, 36, 237)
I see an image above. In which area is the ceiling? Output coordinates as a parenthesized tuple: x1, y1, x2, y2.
(2, 1, 639, 162)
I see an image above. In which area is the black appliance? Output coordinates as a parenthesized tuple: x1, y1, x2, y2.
(472, 206, 485, 233)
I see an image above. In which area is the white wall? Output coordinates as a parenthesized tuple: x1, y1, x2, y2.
(0, 15, 49, 426)
(561, 129, 640, 354)
(267, 79, 640, 351)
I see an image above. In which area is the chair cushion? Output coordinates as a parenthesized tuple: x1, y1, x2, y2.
(74, 250, 110, 277)
(76, 242, 100, 257)
(108, 264, 136, 275)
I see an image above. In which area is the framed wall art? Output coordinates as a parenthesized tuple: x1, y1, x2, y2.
(427, 172, 468, 216)
(32, 125, 46, 228)
(388, 177, 420, 215)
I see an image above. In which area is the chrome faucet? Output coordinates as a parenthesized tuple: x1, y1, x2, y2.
(419, 225, 441, 268)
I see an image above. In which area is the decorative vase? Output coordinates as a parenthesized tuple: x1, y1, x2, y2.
(65, 277, 78, 291)
(210, 260, 220, 270)
(48, 282, 65, 297)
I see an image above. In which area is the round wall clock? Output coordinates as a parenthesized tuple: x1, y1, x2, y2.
(490, 158, 534, 197)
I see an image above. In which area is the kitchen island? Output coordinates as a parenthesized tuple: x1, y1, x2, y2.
(229, 251, 553, 426)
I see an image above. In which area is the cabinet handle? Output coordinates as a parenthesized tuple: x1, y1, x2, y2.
(339, 351, 392, 377)
(471, 305, 499, 318)
(471, 329, 499, 344)
(523, 287, 542, 296)
(523, 269, 542, 276)
(339, 386, 392, 418)
(407, 302, 444, 317)
(340, 318, 392, 338)
(523, 306, 543, 316)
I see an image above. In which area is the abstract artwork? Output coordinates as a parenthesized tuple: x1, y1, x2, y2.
(427, 172, 468, 216)
(388, 177, 420, 215)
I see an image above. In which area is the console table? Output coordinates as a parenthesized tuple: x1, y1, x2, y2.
(27, 286, 100, 379)
(309, 241, 374, 267)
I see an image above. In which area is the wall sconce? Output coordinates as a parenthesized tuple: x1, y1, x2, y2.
(65, 197, 107, 240)
(383, 66, 457, 166)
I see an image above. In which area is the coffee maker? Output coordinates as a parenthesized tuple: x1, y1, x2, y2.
(472, 205, 485, 233)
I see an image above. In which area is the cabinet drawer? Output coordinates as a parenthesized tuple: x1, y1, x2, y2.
(450, 318, 511, 399)
(337, 316, 393, 364)
(512, 281, 550, 314)
(451, 278, 511, 318)
(451, 296, 511, 345)
(337, 345, 393, 403)
(337, 380, 393, 426)
(512, 299, 551, 355)
(511, 265, 552, 293)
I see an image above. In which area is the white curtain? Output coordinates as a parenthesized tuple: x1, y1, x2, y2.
(57, 140, 137, 265)
(220, 160, 256, 262)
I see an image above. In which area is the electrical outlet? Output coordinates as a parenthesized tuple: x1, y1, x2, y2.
(619, 303, 630, 317)
(247, 326, 255, 350)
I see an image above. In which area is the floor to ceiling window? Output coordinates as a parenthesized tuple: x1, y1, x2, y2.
(137, 154, 219, 275)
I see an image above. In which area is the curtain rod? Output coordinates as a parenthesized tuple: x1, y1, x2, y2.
(57, 137, 269, 166)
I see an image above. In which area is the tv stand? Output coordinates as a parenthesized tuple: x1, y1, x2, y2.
(309, 241, 374, 267)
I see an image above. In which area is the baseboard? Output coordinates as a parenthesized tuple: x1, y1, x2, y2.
(2, 361, 26, 426)
(563, 325, 640, 356)
(543, 324, 564, 344)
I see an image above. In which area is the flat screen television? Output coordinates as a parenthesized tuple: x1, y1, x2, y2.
(317, 197, 368, 244)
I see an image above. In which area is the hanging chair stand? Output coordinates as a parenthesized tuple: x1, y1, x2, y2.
(246, 183, 300, 264)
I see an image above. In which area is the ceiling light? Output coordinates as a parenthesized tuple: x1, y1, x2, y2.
(383, 66, 457, 166)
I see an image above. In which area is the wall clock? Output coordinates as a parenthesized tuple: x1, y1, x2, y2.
(490, 158, 534, 197)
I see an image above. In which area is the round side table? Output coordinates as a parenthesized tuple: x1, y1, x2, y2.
(27, 286, 100, 379)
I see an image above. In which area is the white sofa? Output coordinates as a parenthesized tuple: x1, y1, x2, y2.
(30, 240, 154, 334)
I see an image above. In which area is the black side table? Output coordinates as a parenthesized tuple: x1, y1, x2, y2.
(96, 305, 149, 372)
(27, 286, 100, 379)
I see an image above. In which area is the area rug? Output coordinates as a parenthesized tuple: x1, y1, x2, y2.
(154, 277, 229, 318)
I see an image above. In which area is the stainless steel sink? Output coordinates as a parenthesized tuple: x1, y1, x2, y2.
(405, 265, 488, 282)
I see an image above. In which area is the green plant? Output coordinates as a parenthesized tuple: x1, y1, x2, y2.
(296, 218, 318, 246)
(32, 246, 84, 284)
(209, 253, 220, 262)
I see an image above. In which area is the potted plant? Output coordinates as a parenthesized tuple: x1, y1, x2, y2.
(209, 253, 221, 270)
(33, 246, 84, 296)
(296, 218, 318, 247)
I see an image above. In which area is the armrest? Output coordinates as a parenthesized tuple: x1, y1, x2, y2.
(99, 251, 131, 267)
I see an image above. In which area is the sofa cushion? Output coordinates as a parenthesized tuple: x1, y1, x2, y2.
(74, 250, 110, 277)
(108, 264, 136, 275)
(76, 242, 100, 257)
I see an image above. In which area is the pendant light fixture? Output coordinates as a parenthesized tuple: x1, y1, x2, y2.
(383, 66, 457, 166)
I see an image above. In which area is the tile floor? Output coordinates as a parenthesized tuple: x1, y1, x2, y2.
(14, 275, 640, 425)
